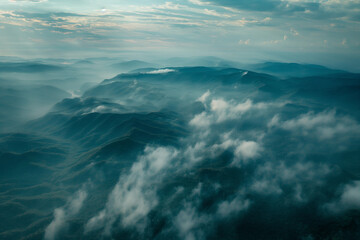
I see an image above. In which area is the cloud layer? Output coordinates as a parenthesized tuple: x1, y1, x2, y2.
(0, 0, 359, 70)
(76, 89, 360, 239)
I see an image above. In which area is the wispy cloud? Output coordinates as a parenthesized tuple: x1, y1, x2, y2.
(0, 0, 359, 69)
(45, 187, 88, 240)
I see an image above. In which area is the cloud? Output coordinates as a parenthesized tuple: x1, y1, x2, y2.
(83, 93, 285, 237)
(201, 0, 360, 26)
(174, 203, 210, 240)
(184, 141, 207, 163)
(250, 177, 283, 196)
(203, 8, 230, 17)
(75, 90, 358, 238)
(44, 188, 88, 240)
(44, 209, 66, 240)
(197, 89, 211, 104)
(190, 97, 285, 127)
(325, 181, 360, 214)
(189, 111, 212, 128)
(207, 0, 280, 11)
(189, 0, 211, 6)
(272, 110, 360, 140)
(147, 68, 176, 74)
(1, 0, 359, 68)
(209, 132, 262, 167)
(85, 146, 178, 235)
(234, 140, 261, 161)
(217, 192, 250, 218)
(203, 0, 329, 14)
(250, 161, 332, 201)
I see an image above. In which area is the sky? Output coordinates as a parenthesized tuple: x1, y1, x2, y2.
(0, 0, 359, 70)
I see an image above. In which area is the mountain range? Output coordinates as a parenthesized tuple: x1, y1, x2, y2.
(0, 59, 359, 240)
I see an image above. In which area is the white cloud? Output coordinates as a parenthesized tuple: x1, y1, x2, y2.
(44, 189, 87, 240)
(44, 208, 66, 240)
(282, 110, 335, 130)
(251, 161, 332, 200)
(217, 193, 250, 218)
(82, 95, 286, 237)
(184, 141, 207, 163)
(188, 0, 211, 6)
(210, 98, 229, 111)
(189, 111, 212, 127)
(90, 105, 106, 113)
(274, 110, 360, 140)
(85, 146, 178, 235)
(208, 98, 250, 123)
(234, 141, 261, 161)
(190, 97, 284, 128)
(203, 8, 231, 17)
(209, 132, 262, 167)
(250, 178, 283, 195)
(325, 181, 360, 214)
(267, 114, 280, 128)
(147, 68, 176, 74)
(174, 204, 210, 240)
(197, 90, 211, 104)
(157, 2, 182, 10)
